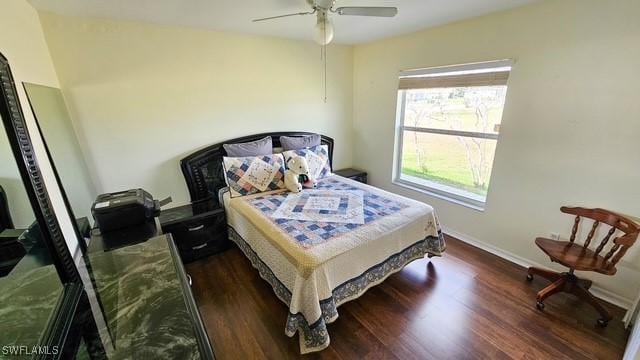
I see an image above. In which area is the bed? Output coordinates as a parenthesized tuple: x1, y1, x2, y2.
(181, 132, 446, 353)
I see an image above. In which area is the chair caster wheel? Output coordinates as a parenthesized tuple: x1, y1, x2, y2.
(597, 318, 609, 327)
(536, 301, 545, 310)
(526, 274, 533, 281)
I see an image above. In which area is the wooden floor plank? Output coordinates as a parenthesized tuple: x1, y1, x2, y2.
(187, 235, 629, 359)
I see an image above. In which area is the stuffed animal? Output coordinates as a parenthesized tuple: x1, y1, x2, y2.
(284, 156, 317, 193)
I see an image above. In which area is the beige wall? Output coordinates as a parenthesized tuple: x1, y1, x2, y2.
(0, 0, 80, 254)
(0, 126, 33, 228)
(39, 13, 354, 206)
(34, 0, 639, 304)
(353, 0, 640, 304)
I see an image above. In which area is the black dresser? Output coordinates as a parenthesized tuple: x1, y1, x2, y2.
(85, 222, 214, 359)
(159, 199, 230, 263)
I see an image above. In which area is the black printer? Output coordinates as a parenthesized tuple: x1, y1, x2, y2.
(91, 189, 171, 232)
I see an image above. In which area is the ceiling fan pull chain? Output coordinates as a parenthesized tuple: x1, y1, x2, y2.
(323, 16, 328, 103)
(319, 46, 324, 102)
(252, 2, 398, 104)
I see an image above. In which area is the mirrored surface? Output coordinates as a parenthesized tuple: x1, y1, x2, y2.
(23, 83, 97, 231)
(0, 114, 64, 350)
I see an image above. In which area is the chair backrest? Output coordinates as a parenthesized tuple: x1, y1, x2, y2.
(561, 206, 640, 266)
(0, 185, 14, 232)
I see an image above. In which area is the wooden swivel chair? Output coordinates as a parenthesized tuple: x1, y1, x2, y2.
(527, 206, 640, 327)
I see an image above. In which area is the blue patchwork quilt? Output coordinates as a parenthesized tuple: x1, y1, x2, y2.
(248, 177, 410, 248)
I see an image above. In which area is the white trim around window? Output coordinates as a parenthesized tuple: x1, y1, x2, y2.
(392, 60, 513, 211)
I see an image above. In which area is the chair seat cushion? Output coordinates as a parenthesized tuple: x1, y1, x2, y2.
(535, 237, 617, 275)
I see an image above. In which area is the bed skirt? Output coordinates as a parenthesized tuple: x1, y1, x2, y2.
(228, 226, 445, 353)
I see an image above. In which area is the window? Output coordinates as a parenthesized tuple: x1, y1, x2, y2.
(393, 60, 511, 210)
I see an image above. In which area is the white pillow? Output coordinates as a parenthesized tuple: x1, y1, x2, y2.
(282, 144, 332, 180)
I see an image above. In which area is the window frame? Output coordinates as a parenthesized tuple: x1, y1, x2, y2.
(392, 60, 512, 211)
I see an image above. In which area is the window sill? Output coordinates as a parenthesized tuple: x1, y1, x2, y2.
(392, 177, 486, 212)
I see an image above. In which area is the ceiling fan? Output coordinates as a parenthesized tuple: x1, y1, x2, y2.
(252, 0, 398, 45)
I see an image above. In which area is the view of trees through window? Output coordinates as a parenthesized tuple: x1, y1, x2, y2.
(399, 85, 507, 199)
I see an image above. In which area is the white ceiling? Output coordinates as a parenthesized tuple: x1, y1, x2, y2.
(28, 0, 537, 44)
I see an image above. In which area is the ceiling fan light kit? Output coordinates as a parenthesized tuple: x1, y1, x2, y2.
(314, 12, 334, 46)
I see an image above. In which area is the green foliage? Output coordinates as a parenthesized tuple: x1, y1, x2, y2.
(401, 152, 488, 197)
(399, 86, 505, 198)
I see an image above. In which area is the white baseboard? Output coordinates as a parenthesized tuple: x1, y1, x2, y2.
(442, 226, 634, 311)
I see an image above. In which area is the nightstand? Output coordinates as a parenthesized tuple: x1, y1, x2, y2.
(159, 198, 230, 263)
(334, 168, 368, 184)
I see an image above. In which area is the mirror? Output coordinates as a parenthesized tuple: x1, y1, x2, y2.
(23, 83, 114, 356)
(23, 83, 97, 249)
(0, 51, 107, 358)
(0, 82, 64, 352)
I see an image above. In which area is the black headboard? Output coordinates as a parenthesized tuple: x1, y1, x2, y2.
(180, 132, 334, 203)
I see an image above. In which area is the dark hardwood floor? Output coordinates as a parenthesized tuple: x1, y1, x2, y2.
(187, 235, 629, 359)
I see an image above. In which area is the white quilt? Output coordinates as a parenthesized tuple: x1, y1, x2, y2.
(223, 175, 445, 353)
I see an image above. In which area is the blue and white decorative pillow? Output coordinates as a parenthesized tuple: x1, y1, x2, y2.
(223, 154, 287, 198)
(282, 144, 332, 180)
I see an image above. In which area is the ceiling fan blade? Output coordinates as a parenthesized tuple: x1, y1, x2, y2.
(334, 7, 398, 17)
(252, 11, 315, 22)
